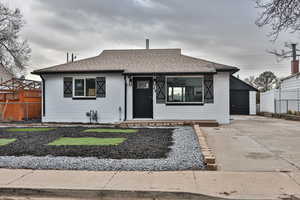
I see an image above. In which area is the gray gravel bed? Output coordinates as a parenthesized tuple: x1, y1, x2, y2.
(0, 126, 204, 171)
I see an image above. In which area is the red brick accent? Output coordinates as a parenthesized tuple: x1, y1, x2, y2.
(291, 60, 299, 74)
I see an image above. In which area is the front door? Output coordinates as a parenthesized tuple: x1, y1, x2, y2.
(133, 77, 153, 118)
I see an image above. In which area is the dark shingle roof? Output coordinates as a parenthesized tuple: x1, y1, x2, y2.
(32, 48, 239, 74)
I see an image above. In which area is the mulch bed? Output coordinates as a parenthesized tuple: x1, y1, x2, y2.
(0, 127, 173, 159)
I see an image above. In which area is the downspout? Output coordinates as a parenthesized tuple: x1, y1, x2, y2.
(124, 75, 127, 121)
(40, 75, 45, 117)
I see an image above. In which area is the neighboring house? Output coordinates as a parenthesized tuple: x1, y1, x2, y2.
(0, 64, 13, 83)
(32, 47, 249, 124)
(230, 76, 258, 115)
(260, 60, 300, 113)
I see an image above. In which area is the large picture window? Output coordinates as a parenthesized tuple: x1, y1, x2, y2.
(166, 76, 203, 104)
(74, 78, 96, 97)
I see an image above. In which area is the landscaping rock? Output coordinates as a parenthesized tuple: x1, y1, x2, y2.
(0, 126, 204, 171)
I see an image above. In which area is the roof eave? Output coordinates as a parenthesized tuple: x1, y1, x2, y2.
(216, 68, 239, 74)
(281, 72, 300, 81)
(31, 69, 125, 75)
(123, 71, 217, 75)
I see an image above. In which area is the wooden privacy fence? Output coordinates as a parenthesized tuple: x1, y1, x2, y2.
(0, 78, 41, 121)
(0, 102, 41, 121)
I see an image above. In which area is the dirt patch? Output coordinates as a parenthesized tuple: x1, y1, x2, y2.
(0, 127, 173, 159)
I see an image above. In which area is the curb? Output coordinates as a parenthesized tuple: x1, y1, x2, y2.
(193, 124, 217, 171)
(0, 188, 235, 200)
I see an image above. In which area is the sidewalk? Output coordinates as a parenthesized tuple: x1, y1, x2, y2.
(0, 169, 300, 200)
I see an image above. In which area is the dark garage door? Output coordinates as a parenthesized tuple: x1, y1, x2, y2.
(230, 90, 249, 115)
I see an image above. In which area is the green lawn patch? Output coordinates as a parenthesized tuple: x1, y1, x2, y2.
(48, 137, 126, 146)
(0, 138, 16, 146)
(83, 128, 138, 133)
(6, 128, 55, 132)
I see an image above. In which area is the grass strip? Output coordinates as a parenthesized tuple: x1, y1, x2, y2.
(83, 128, 138, 133)
(6, 128, 55, 132)
(0, 138, 16, 146)
(48, 137, 126, 146)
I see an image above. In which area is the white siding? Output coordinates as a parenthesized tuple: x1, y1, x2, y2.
(44, 72, 231, 124)
(249, 91, 257, 115)
(281, 75, 300, 90)
(260, 75, 300, 113)
(42, 73, 124, 123)
(126, 72, 230, 124)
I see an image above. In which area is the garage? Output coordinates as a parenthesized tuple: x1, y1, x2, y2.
(230, 76, 258, 115)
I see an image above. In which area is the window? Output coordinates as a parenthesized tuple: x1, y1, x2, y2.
(74, 79, 84, 96)
(166, 76, 203, 104)
(74, 78, 96, 97)
(86, 78, 96, 96)
(137, 80, 149, 89)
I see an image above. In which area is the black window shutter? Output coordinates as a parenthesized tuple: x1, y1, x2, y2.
(96, 77, 106, 97)
(63, 77, 73, 98)
(156, 76, 165, 103)
(204, 75, 214, 103)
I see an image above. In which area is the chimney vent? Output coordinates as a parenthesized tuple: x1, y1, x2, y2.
(146, 39, 149, 49)
(291, 43, 299, 74)
(291, 60, 299, 74)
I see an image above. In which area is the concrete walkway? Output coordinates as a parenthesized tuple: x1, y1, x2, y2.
(0, 169, 300, 200)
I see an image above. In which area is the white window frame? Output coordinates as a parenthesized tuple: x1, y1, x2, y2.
(165, 76, 204, 104)
(73, 77, 96, 98)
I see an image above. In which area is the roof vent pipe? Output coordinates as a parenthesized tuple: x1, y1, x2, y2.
(146, 39, 149, 49)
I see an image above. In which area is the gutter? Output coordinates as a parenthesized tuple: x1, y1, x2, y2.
(40, 75, 45, 117)
(123, 72, 217, 76)
(31, 70, 125, 75)
(124, 75, 127, 121)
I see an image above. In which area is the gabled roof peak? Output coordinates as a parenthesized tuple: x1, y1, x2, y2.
(101, 48, 181, 55)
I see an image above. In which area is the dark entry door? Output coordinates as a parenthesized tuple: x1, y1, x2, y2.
(133, 77, 153, 118)
(230, 90, 249, 115)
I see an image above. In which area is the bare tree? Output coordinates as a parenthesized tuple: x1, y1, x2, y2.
(0, 2, 31, 76)
(254, 71, 278, 92)
(244, 76, 257, 88)
(255, 0, 300, 40)
(267, 42, 300, 62)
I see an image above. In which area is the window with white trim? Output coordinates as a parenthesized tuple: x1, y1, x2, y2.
(166, 76, 204, 104)
(74, 78, 96, 97)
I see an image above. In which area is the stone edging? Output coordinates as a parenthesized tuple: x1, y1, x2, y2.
(193, 125, 217, 171)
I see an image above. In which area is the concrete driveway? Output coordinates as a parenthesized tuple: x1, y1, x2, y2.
(203, 115, 300, 172)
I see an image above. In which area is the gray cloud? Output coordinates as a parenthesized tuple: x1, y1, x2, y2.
(3, 0, 298, 79)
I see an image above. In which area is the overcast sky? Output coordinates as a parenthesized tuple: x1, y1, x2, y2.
(3, 0, 299, 80)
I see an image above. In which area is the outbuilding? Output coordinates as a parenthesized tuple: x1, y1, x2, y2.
(230, 76, 257, 115)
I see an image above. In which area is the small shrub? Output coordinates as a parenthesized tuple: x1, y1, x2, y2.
(287, 110, 294, 115)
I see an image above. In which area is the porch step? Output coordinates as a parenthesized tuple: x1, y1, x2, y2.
(118, 120, 219, 127)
